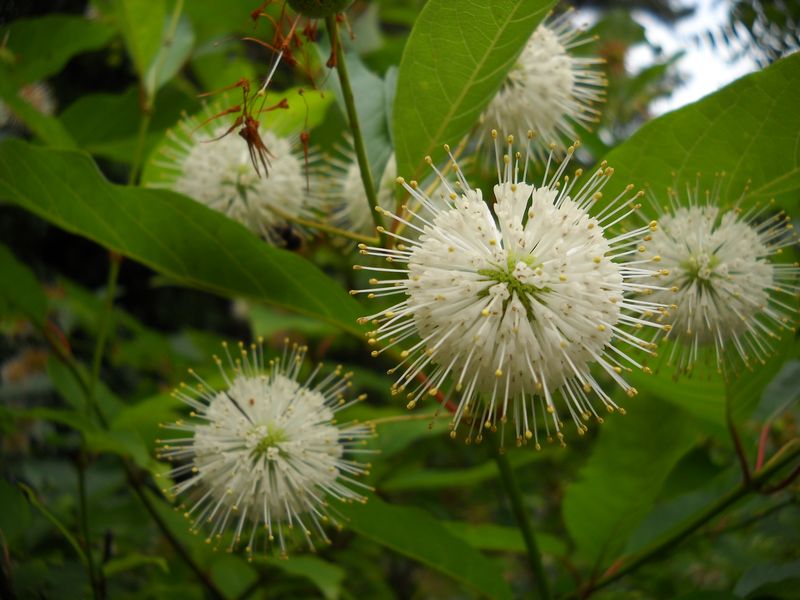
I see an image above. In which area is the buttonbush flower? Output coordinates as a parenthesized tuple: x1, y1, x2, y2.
(643, 186, 798, 374)
(354, 132, 666, 448)
(0, 81, 57, 129)
(151, 115, 318, 245)
(481, 12, 606, 159)
(157, 340, 373, 558)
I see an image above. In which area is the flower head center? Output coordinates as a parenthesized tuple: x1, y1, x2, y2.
(248, 422, 288, 461)
(478, 253, 550, 319)
(681, 253, 721, 288)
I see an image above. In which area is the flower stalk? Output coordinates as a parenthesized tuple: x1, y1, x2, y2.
(495, 446, 551, 600)
(324, 15, 387, 246)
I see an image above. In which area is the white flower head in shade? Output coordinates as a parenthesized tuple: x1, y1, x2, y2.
(354, 131, 667, 448)
(157, 340, 373, 558)
(481, 12, 605, 160)
(0, 81, 57, 129)
(327, 153, 397, 235)
(151, 113, 318, 245)
(643, 183, 798, 374)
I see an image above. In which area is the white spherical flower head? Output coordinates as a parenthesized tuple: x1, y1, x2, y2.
(158, 341, 373, 558)
(481, 13, 606, 159)
(644, 191, 798, 374)
(355, 133, 667, 448)
(152, 118, 316, 245)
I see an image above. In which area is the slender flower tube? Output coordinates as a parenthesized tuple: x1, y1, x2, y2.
(354, 131, 668, 448)
(157, 340, 373, 558)
(643, 183, 798, 375)
(481, 12, 606, 159)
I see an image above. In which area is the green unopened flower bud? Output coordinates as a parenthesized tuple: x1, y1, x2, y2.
(287, 0, 352, 18)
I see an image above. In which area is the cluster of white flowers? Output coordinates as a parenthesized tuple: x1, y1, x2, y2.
(481, 12, 606, 159)
(643, 185, 798, 374)
(157, 340, 373, 558)
(353, 132, 668, 447)
(150, 115, 318, 245)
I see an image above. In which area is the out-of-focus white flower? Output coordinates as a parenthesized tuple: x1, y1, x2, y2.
(150, 114, 319, 245)
(0, 82, 57, 129)
(324, 153, 397, 235)
(481, 12, 605, 159)
(644, 185, 798, 374)
(354, 132, 667, 448)
(157, 340, 373, 558)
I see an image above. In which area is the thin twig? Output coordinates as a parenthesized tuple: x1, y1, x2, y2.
(325, 15, 386, 246)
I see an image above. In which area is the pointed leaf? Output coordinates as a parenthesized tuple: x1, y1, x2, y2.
(0, 141, 363, 336)
(393, 0, 555, 181)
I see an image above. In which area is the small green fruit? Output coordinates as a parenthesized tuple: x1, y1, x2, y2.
(287, 0, 352, 18)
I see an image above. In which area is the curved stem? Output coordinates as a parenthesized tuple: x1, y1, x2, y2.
(89, 252, 121, 408)
(578, 438, 800, 598)
(77, 458, 103, 599)
(324, 15, 387, 246)
(495, 448, 551, 600)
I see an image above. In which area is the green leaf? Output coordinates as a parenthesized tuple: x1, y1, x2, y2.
(268, 556, 345, 600)
(0, 140, 364, 336)
(0, 14, 116, 84)
(754, 359, 800, 422)
(144, 15, 195, 97)
(599, 53, 800, 212)
(0, 243, 48, 325)
(103, 552, 169, 577)
(111, 0, 167, 83)
(209, 555, 258, 599)
(60, 85, 197, 163)
(381, 449, 546, 492)
(393, 0, 554, 180)
(562, 396, 700, 566)
(734, 560, 800, 598)
(324, 45, 393, 183)
(442, 521, 566, 556)
(0, 478, 32, 546)
(338, 496, 513, 599)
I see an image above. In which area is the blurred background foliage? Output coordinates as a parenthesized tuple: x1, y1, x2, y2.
(0, 1, 798, 599)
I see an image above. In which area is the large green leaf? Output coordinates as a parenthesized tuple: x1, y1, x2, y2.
(0, 14, 116, 85)
(0, 141, 364, 336)
(393, 0, 554, 180)
(599, 53, 800, 211)
(562, 396, 700, 566)
(339, 496, 513, 600)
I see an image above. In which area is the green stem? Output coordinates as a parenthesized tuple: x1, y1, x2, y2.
(128, 109, 153, 185)
(579, 438, 800, 598)
(89, 253, 121, 408)
(41, 323, 226, 600)
(495, 448, 551, 600)
(77, 458, 102, 599)
(324, 15, 387, 246)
